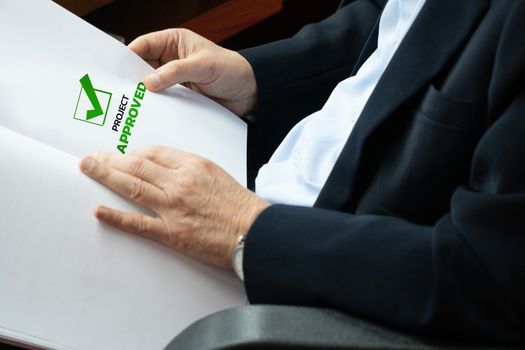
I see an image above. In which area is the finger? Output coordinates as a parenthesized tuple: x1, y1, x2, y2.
(128, 29, 180, 62)
(128, 146, 192, 169)
(88, 151, 170, 189)
(80, 157, 166, 207)
(146, 59, 161, 69)
(144, 56, 211, 91)
(94, 205, 169, 244)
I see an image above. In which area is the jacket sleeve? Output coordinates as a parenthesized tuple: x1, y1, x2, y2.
(243, 3, 525, 344)
(239, 0, 383, 183)
(244, 90, 525, 342)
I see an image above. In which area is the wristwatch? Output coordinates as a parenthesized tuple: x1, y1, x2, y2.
(231, 235, 246, 281)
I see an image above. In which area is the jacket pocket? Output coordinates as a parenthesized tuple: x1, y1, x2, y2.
(417, 84, 472, 132)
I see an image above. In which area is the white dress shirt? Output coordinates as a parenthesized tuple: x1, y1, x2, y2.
(255, 0, 427, 206)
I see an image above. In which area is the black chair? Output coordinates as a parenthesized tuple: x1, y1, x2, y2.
(165, 305, 518, 350)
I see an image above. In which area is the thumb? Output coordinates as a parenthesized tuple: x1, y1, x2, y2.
(144, 57, 211, 91)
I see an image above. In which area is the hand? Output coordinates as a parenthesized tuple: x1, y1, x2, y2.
(129, 29, 258, 116)
(79, 146, 269, 269)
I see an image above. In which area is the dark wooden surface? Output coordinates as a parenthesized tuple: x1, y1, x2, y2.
(222, 0, 340, 50)
(82, 0, 340, 47)
(180, 0, 283, 43)
(82, 0, 284, 44)
(84, 0, 227, 43)
(54, 0, 114, 16)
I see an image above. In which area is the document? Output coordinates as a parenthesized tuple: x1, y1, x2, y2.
(0, 1, 246, 349)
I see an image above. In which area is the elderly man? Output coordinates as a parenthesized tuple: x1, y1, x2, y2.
(80, 0, 525, 343)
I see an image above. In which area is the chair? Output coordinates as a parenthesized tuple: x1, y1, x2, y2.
(165, 305, 517, 350)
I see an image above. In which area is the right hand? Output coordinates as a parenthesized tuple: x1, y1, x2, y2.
(129, 28, 258, 116)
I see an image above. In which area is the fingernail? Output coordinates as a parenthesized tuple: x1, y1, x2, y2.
(145, 73, 161, 89)
(95, 206, 108, 220)
(80, 157, 96, 173)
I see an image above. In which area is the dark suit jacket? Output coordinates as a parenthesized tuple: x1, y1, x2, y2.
(240, 0, 525, 343)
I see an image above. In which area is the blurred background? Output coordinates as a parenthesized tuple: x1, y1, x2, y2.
(54, 0, 340, 49)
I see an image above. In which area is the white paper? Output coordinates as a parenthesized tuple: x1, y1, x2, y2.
(0, 127, 245, 350)
(0, 0, 247, 349)
(0, 0, 246, 186)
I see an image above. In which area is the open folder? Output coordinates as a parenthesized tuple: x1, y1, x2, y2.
(0, 1, 246, 349)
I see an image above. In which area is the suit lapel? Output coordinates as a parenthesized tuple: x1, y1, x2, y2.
(315, 0, 488, 210)
(351, 14, 380, 76)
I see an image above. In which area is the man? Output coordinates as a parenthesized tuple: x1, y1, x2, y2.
(79, 0, 525, 343)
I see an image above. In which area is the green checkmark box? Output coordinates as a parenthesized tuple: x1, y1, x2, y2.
(73, 74, 112, 126)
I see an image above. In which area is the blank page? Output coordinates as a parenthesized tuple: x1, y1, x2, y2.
(0, 127, 244, 349)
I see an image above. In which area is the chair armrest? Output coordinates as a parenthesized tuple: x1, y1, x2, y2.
(165, 305, 515, 349)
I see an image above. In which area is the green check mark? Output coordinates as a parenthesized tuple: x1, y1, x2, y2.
(79, 74, 104, 120)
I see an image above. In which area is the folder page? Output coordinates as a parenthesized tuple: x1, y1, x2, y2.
(0, 0, 246, 185)
(0, 0, 247, 349)
(0, 126, 245, 350)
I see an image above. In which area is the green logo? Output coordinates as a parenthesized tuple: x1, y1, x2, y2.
(73, 74, 112, 126)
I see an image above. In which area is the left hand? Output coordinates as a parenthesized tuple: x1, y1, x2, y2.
(79, 146, 269, 269)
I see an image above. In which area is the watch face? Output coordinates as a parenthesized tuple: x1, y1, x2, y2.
(232, 247, 244, 281)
